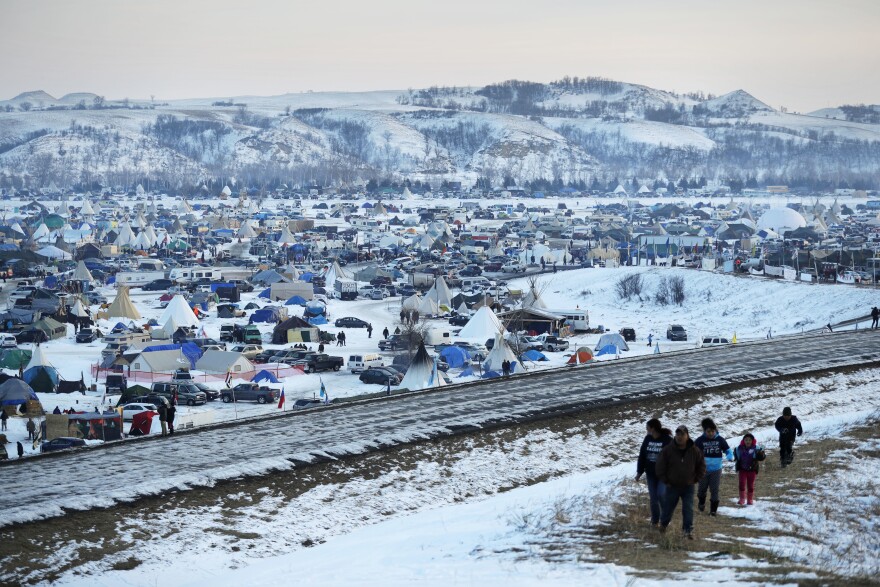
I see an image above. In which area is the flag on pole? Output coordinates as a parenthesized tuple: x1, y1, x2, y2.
(277, 387, 285, 409)
(319, 378, 329, 404)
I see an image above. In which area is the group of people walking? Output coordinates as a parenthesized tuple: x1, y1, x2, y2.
(636, 407, 802, 539)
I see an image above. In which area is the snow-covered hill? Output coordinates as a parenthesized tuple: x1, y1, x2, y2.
(2, 78, 879, 188)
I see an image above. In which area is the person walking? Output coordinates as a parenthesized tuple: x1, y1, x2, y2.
(339, 331, 346, 346)
(318, 342, 324, 353)
(635, 418, 673, 526)
(774, 407, 803, 467)
(157, 401, 168, 437)
(0, 409, 7, 431)
(694, 418, 733, 516)
(17, 441, 24, 459)
(655, 425, 706, 538)
(734, 433, 766, 505)
(26, 418, 36, 441)
(647, 333, 653, 347)
(872, 306, 879, 329)
(383, 327, 389, 339)
(367, 324, 373, 339)
(336, 332, 343, 347)
(167, 402, 176, 436)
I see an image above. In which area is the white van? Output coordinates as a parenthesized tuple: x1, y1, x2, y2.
(348, 353, 384, 373)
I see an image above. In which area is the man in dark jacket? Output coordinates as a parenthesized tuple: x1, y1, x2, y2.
(774, 407, 803, 467)
(157, 402, 168, 437)
(167, 403, 176, 436)
(636, 418, 673, 526)
(655, 425, 706, 538)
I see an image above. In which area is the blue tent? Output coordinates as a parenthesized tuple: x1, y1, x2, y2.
(307, 315, 328, 325)
(439, 346, 470, 368)
(44, 275, 59, 289)
(299, 272, 315, 282)
(252, 370, 280, 383)
(522, 349, 548, 361)
(258, 287, 271, 299)
(285, 295, 307, 306)
(250, 307, 284, 324)
(23, 365, 60, 393)
(458, 366, 475, 377)
(481, 369, 501, 379)
(361, 202, 373, 208)
(596, 344, 619, 356)
(142, 342, 202, 368)
(0, 379, 40, 406)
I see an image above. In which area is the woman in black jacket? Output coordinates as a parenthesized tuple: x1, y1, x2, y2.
(635, 418, 673, 526)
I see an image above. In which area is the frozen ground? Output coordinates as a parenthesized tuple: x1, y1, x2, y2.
(34, 367, 880, 587)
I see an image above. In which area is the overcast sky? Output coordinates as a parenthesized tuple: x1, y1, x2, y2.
(2, 0, 878, 112)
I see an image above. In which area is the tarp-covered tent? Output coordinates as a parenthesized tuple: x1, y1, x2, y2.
(521, 349, 548, 361)
(0, 378, 40, 406)
(252, 370, 280, 384)
(439, 345, 470, 368)
(272, 316, 318, 344)
(250, 306, 286, 324)
(0, 348, 32, 369)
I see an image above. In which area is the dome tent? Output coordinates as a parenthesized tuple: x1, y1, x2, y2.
(757, 207, 807, 235)
(0, 378, 40, 407)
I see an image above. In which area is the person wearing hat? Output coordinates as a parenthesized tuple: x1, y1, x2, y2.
(655, 425, 706, 539)
(774, 407, 803, 467)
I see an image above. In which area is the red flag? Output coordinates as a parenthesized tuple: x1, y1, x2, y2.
(277, 388, 285, 409)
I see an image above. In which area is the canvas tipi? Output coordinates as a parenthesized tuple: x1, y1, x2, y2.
(399, 343, 445, 391)
(107, 287, 142, 320)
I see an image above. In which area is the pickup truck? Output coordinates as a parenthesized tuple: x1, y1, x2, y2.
(292, 353, 344, 373)
(378, 333, 423, 351)
(220, 383, 280, 404)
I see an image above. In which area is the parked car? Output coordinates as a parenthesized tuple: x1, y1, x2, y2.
(369, 288, 389, 300)
(378, 333, 423, 351)
(0, 334, 17, 348)
(230, 344, 263, 359)
(142, 279, 174, 291)
(359, 367, 401, 385)
(619, 327, 637, 342)
(701, 336, 731, 346)
(150, 382, 207, 406)
(501, 261, 526, 273)
(15, 329, 49, 344)
(254, 348, 286, 363)
(40, 437, 87, 453)
(541, 336, 570, 352)
(334, 317, 371, 329)
(667, 325, 688, 341)
(83, 291, 107, 305)
(120, 403, 158, 420)
(75, 328, 98, 343)
(448, 314, 470, 326)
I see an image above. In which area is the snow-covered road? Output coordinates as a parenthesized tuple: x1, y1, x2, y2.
(2, 329, 879, 528)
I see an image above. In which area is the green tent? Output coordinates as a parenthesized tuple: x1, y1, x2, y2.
(115, 384, 150, 407)
(167, 239, 191, 251)
(0, 348, 32, 369)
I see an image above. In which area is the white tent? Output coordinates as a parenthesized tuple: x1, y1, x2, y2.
(36, 245, 72, 260)
(522, 283, 548, 310)
(33, 223, 51, 240)
(72, 261, 94, 282)
(159, 295, 199, 329)
(457, 306, 504, 340)
(400, 344, 445, 391)
(425, 276, 453, 309)
(416, 296, 440, 316)
(70, 298, 90, 318)
(323, 260, 348, 292)
(114, 223, 135, 247)
(401, 293, 422, 311)
(106, 286, 142, 320)
(277, 224, 296, 245)
(595, 332, 630, 352)
(237, 222, 257, 238)
(80, 198, 95, 216)
(483, 334, 518, 373)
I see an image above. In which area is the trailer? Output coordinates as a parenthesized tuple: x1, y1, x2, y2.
(115, 270, 165, 287)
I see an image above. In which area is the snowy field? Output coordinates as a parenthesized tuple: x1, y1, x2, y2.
(37, 365, 880, 587)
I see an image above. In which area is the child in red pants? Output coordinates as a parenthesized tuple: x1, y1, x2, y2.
(734, 433, 766, 505)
